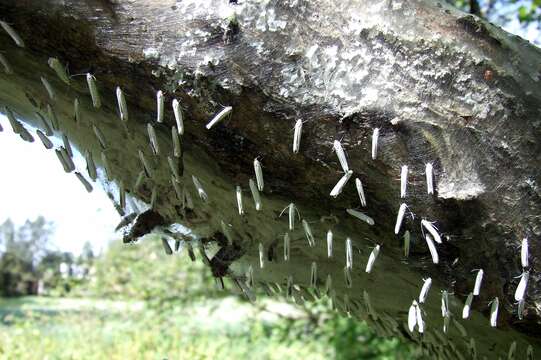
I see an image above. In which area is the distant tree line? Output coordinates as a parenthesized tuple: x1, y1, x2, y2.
(0, 217, 94, 297)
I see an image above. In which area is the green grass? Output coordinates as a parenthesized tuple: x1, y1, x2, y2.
(0, 296, 420, 360)
(0, 296, 326, 360)
(0, 239, 421, 360)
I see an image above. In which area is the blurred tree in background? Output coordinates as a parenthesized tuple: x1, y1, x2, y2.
(0, 217, 53, 296)
(81, 238, 222, 307)
(451, 0, 541, 40)
(0, 218, 94, 297)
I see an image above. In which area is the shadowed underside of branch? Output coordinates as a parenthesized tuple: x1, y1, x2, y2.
(0, 0, 540, 358)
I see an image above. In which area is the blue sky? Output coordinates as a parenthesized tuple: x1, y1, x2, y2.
(0, 7, 538, 255)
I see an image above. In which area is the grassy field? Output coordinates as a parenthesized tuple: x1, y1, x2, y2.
(0, 241, 422, 359)
(0, 296, 419, 360)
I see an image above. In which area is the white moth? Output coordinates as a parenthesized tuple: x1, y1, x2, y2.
(292, 119, 302, 154)
(147, 123, 159, 155)
(254, 158, 264, 192)
(364, 291, 377, 319)
(473, 269, 484, 296)
(355, 178, 367, 207)
(172, 99, 184, 134)
(85, 151, 97, 181)
(344, 267, 352, 288)
(74, 98, 81, 123)
(171, 176, 182, 200)
(156, 90, 164, 123)
(283, 233, 290, 261)
(17, 124, 33, 142)
(119, 181, 126, 210)
(60, 147, 75, 171)
(344, 294, 351, 314)
(183, 186, 194, 210)
(280, 203, 299, 230)
(443, 313, 450, 333)
(514, 271, 529, 301)
(425, 233, 439, 264)
(0, 21, 25, 47)
(490, 297, 499, 327)
(521, 238, 529, 268)
(394, 203, 407, 234)
(236, 186, 244, 215)
(286, 275, 293, 297)
(426, 163, 434, 195)
(161, 238, 173, 255)
(36, 112, 53, 136)
(168, 156, 180, 181)
(48, 58, 70, 85)
(310, 262, 317, 288)
(92, 124, 106, 149)
(116, 86, 128, 122)
(441, 290, 449, 317)
(246, 265, 254, 288)
(249, 179, 262, 211)
(333, 140, 349, 173)
(41, 76, 55, 100)
(517, 298, 525, 320)
(408, 300, 418, 333)
(62, 134, 73, 157)
(325, 274, 332, 294)
(416, 304, 424, 333)
(86, 73, 101, 108)
(508, 341, 516, 360)
(527, 344, 534, 360)
(330, 170, 353, 197)
(327, 230, 333, 258)
(259, 242, 265, 268)
(365, 245, 380, 273)
(5, 106, 22, 133)
(421, 219, 442, 244)
(171, 126, 182, 158)
(403, 230, 411, 257)
(419, 278, 432, 304)
(400, 165, 408, 198)
(36, 130, 53, 149)
(192, 175, 208, 202)
(288, 203, 296, 230)
(206, 106, 232, 129)
(18, 126, 33, 142)
(101, 152, 111, 181)
(346, 237, 353, 269)
(462, 293, 473, 319)
(138, 150, 153, 178)
(0, 53, 13, 74)
(55, 149, 70, 173)
(47, 104, 59, 130)
(302, 219, 315, 247)
(75, 172, 93, 193)
(371, 128, 379, 160)
(346, 208, 375, 225)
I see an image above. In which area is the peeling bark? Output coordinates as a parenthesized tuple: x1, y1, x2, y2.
(0, 0, 540, 358)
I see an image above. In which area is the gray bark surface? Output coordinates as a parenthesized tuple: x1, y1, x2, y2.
(0, 0, 540, 358)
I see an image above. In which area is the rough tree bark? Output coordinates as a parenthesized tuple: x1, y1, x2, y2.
(0, 0, 540, 358)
